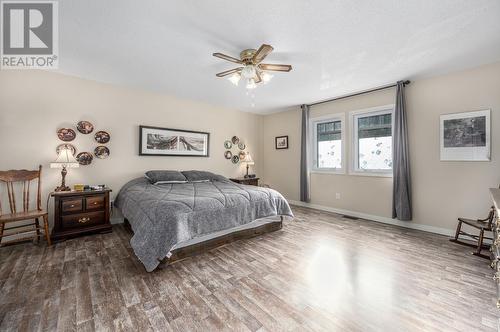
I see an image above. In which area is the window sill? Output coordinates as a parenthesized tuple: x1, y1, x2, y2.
(310, 169, 346, 175)
(348, 171, 393, 178)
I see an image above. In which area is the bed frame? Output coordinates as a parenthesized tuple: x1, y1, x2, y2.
(123, 216, 283, 265)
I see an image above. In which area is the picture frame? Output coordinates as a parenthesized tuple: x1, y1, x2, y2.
(139, 125, 210, 157)
(440, 109, 490, 161)
(275, 135, 289, 150)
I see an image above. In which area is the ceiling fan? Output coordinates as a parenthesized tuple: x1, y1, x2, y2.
(213, 44, 292, 89)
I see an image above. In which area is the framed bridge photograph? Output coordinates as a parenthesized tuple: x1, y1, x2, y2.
(139, 125, 210, 157)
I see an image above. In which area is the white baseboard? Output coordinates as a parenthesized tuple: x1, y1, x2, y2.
(287, 200, 455, 237)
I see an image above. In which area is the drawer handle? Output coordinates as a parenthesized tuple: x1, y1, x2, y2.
(497, 300, 500, 309)
(78, 217, 90, 224)
(70, 205, 75, 208)
(93, 202, 98, 205)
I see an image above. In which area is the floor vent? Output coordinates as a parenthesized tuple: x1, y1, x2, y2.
(342, 215, 359, 220)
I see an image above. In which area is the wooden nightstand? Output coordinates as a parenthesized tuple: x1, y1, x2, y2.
(230, 177, 260, 186)
(51, 189, 112, 241)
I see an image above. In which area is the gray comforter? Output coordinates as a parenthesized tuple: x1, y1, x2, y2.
(115, 177, 293, 272)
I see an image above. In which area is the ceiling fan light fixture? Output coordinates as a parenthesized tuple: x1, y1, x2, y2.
(246, 78, 257, 89)
(228, 73, 241, 86)
(213, 44, 292, 89)
(241, 65, 256, 79)
(261, 71, 273, 83)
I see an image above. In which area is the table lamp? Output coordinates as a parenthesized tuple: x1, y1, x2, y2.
(244, 152, 254, 178)
(50, 145, 79, 191)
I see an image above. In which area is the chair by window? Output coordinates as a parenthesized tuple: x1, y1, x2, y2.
(0, 165, 51, 246)
(450, 206, 495, 258)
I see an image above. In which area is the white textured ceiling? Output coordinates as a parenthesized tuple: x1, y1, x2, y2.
(58, 0, 500, 113)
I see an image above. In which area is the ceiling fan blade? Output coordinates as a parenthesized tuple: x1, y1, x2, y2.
(254, 71, 262, 83)
(253, 44, 274, 63)
(216, 67, 243, 77)
(259, 63, 292, 72)
(213, 52, 243, 64)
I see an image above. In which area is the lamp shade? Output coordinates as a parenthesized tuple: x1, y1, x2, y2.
(50, 145, 79, 169)
(244, 152, 255, 165)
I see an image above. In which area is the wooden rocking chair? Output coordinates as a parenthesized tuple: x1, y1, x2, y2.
(0, 166, 51, 246)
(449, 206, 495, 259)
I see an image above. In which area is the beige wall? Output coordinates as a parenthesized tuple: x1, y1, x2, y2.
(1, 62, 499, 234)
(263, 61, 500, 233)
(0, 70, 263, 222)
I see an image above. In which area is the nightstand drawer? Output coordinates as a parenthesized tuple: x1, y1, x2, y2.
(244, 179, 259, 186)
(62, 211, 105, 229)
(61, 198, 83, 213)
(230, 177, 260, 186)
(85, 195, 105, 211)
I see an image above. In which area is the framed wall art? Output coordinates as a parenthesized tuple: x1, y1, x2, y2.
(139, 125, 209, 157)
(275, 135, 289, 150)
(440, 109, 490, 161)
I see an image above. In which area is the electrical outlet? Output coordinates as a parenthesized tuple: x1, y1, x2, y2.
(335, 193, 341, 200)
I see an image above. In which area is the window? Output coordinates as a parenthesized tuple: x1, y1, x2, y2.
(351, 107, 394, 175)
(311, 115, 344, 172)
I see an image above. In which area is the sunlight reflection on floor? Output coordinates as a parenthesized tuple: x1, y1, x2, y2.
(303, 240, 395, 318)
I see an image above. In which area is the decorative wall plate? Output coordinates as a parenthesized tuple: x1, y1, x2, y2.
(224, 150, 232, 159)
(224, 140, 232, 149)
(76, 152, 93, 165)
(77, 121, 94, 134)
(231, 155, 240, 164)
(94, 131, 110, 143)
(238, 142, 246, 150)
(57, 128, 76, 142)
(239, 151, 246, 161)
(231, 136, 240, 145)
(94, 146, 110, 159)
(56, 143, 76, 156)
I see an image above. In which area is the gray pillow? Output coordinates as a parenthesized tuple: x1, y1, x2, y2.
(181, 170, 228, 182)
(145, 170, 187, 184)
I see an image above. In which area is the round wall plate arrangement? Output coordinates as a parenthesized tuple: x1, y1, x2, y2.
(55, 123, 110, 166)
(76, 152, 93, 165)
(57, 128, 76, 142)
(94, 146, 110, 159)
(224, 136, 248, 164)
(94, 131, 110, 143)
(56, 143, 77, 156)
(76, 121, 94, 134)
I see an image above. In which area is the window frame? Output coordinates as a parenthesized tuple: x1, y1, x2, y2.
(349, 105, 395, 177)
(310, 113, 346, 174)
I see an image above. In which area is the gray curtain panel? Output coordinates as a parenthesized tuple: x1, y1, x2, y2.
(392, 81, 412, 220)
(300, 104, 311, 202)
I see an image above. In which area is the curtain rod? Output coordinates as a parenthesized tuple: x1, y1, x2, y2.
(307, 80, 410, 107)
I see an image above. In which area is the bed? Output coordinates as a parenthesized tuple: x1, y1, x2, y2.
(114, 170, 293, 272)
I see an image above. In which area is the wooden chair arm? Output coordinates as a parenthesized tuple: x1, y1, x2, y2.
(478, 206, 496, 222)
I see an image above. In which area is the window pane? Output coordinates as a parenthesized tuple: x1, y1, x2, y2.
(316, 121, 342, 168)
(357, 114, 392, 170)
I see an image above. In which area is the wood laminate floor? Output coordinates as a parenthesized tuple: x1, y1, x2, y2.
(0, 206, 499, 331)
